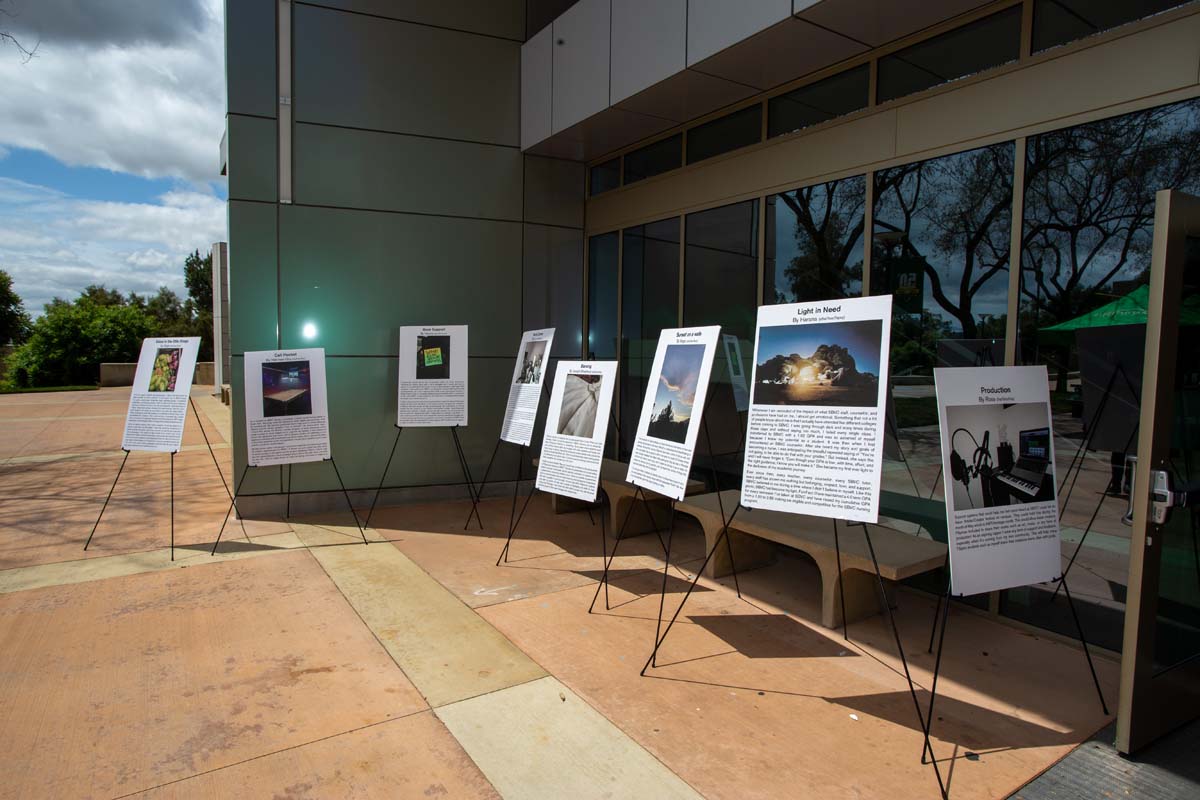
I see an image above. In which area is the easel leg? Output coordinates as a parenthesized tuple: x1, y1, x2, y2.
(703, 415, 741, 598)
(641, 505, 743, 675)
(213, 466, 250, 556)
(285, 464, 291, 520)
(505, 445, 524, 554)
(1057, 575, 1110, 715)
(191, 398, 247, 540)
(928, 564, 949, 653)
(922, 587, 951, 770)
(364, 426, 402, 530)
(451, 427, 484, 530)
(649, 501, 678, 669)
(1051, 423, 1138, 602)
(85, 449, 131, 551)
(862, 524, 939, 771)
(328, 457, 368, 545)
(466, 438, 502, 528)
(636, 487, 671, 557)
(589, 486, 644, 613)
(497, 484, 539, 566)
(170, 451, 176, 562)
(833, 519, 848, 640)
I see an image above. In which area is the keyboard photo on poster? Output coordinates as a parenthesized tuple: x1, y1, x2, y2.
(416, 335, 451, 380)
(944, 401, 1054, 509)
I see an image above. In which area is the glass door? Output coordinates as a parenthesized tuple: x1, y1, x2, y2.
(1116, 190, 1200, 753)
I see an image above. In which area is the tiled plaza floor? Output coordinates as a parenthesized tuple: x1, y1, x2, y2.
(0, 387, 1144, 798)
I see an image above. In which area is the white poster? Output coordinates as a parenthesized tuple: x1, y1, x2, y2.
(723, 333, 750, 412)
(535, 360, 618, 502)
(741, 297, 892, 522)
(935, 365, 1061, 596)
(244, 348, 331, 467)
(500, 328, 555, 446)
(121, 337, 201, 453)
(625, 326, 721, 501)
(398, 325, 468, 427)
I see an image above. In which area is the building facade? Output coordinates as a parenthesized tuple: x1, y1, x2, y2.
(225, 0, 1200, 751)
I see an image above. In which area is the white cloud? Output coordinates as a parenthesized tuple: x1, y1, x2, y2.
(0, 177, 225, 313)
(0, 0, 226, 185)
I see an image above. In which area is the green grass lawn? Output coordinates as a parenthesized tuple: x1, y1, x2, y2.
(0, 384, 99, 394)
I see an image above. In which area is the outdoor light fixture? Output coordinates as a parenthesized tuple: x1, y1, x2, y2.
(301, 322, 318, 340)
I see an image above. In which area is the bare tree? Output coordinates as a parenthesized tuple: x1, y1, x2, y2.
(774, 177, 866, 302)
(872, 143, 1015, 339)
(0, 0, 38, 62)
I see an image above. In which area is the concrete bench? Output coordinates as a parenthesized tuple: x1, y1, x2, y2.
(545, 458, 705, 541)
(676, 489, 947, 630)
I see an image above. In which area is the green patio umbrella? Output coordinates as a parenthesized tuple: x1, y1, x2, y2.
(1039, 284, 1200, 343)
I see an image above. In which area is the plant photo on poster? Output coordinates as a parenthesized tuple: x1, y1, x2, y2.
(753, 319, 882, 407)
(557, 373, 602, 437)
(416, 335, 451, 380)
(262, 361, 312, 417)
(647, 344, 704, 444)
(149, 347, 181, 392)
(516, 338, 548, 385)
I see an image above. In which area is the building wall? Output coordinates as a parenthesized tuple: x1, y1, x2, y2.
(584, 6, 1200, 233)
(225, 0, 584, 511)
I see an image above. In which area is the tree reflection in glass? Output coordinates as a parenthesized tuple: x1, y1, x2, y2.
(764, 176, 866, 305)
(872, 143, 1015, 377)
(1020, 98, 1200, 387)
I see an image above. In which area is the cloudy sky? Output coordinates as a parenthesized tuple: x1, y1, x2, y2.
(0, 0, 227, 313)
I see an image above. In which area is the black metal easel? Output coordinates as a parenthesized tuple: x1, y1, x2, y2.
(84, 398, 239, 562)
(920, 572, 1108, 799)
(361, 425, 484, 532)
(212, 455, 366, 554)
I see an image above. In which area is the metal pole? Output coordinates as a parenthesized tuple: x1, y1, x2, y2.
(84, 449, 131, 551)
(329, 457, 367, 545)
(213, 466, 250, 555)
(364, 426, 403, 530)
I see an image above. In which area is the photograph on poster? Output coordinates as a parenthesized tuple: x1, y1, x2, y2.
(945, 402, 1055, 509)
(516, 338, 548, 385)
(557, 373, 602, 437)
(646, 344, 704, 444)
(262, 361, 312, 417)
(416, 335, 451, 380)
(149, 348, 181, 392)
(752, 319, 882, 408)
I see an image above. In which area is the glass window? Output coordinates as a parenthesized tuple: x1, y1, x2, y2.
(871, 143, 1014, 610)
(684, 200, 759, 482)
(764, 176, 866, 304)
(686, 105, 762, 165)
(767, 64, 869, 139)
(619, 218, 680, 458)
(1008, 97, 1200, 649)
(587, 232, 618, 360)
(589, 158, 619, 196)
(1033, 0, 1190, 52)
(877, 6, 1021, 103)
(624, 134, 682, 185)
